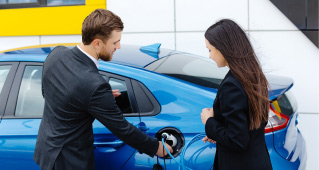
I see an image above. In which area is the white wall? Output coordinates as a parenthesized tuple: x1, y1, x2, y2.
(0, 35, 81, 51)
(108, 0, 318, 169)
(0, 0, 318, 169)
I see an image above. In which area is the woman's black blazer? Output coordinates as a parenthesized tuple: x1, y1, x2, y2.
(205, 71, 272, 170)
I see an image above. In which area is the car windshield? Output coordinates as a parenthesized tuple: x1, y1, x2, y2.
(145, 53, 229, 89)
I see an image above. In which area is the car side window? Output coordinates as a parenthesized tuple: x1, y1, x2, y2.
(108, 78, 133, 114)
(100, 73, 160, 116)
(0, 65, 12, 94)
(15, 66, 44, 117)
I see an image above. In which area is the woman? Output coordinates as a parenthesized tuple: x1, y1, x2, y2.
(200, 19, 273, 170)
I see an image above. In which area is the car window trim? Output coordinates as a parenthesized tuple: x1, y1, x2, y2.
(98, 71, 140, 117)
(99, 71, 161, 117)
(131, 79, 161, 117)
(0, 62, 19, 119)
(4, 62, 43, 118)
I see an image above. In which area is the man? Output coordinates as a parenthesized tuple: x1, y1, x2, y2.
(34, 9, 172, 170)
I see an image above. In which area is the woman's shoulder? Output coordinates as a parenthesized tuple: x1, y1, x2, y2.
(220, 71, 240, 87)
(219, 71, 246, 96)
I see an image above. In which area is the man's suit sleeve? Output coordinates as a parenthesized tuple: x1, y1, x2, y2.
(205, 79, 249, 152)
(88, 82, 159, 157)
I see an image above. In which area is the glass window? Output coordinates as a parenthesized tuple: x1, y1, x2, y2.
(109, 78, 133, 114)
(0, 65, 12, 94)
(47, 0, 84, 6)
(145, 54, 229, 89)
(101, 75, 107, 80)
(15, 66, 44, 117)
(0, 0, 84, 6)
(0, 0, 36, 4)
(277, 90, 297, 116)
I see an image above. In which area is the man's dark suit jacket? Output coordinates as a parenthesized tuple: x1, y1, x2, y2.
(205, 71, 272, 170)
(33, 46, 159, 170)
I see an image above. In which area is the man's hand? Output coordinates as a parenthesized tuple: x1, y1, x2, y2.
(112, 89, 121, 98)
(156, 141, 173, 157)
(202, 136, 216, 144)
(201, 107, 214, 125)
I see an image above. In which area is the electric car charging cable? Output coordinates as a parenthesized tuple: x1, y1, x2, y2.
(161, 133, 207, 170)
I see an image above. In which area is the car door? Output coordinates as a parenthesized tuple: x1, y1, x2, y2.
(120, 79, 165, 169)
(0, 62, 142, 170)
(0, 62, 41, 170)
(94, 72, 142, 170)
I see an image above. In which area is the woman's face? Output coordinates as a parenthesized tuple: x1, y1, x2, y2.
(205, 39, 228, 68)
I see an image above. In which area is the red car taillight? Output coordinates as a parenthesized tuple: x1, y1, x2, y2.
(265, 101, 290, 133)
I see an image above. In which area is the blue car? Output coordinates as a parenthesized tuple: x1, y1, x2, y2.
(0, 43, 306, 170)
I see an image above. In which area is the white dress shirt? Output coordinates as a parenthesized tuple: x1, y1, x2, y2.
(77, 45, 99, 68)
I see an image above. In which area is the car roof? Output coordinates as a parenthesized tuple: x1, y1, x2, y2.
(0, 43, 294, 100)
(0, 43, 177, 68)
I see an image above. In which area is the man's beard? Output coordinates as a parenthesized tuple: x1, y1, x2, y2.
(98, 51, 112, 61)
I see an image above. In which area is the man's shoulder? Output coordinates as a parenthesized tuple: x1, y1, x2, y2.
(50, 46, 71, 55)
(46, 46, 72, 60)
(54, 45, 70, 50)
(44, 46, 73, 67)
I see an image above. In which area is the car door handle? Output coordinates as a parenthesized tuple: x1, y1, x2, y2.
(93, 140, 124, 148)
(137, 122, 149, 132)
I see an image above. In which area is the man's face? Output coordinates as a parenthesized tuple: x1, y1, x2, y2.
(99, 30, 122, 61)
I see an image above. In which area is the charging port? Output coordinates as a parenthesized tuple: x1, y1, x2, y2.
(155, 127, 185, 158)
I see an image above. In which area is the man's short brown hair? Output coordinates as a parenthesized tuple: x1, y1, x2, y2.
(82, 9, 124, 45)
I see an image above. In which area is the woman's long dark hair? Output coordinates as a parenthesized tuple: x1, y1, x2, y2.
(205, 19, 269, 130)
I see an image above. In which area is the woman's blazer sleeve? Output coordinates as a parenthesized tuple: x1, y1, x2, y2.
(205, 78, 249, 152)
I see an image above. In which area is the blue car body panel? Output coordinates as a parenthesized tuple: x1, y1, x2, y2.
(92, 117, 141, 170)
(272, 112, 307, 169)
(0, 119, 40, 170)
(0, 117, 141, 170)
(0, 44, 306, 170)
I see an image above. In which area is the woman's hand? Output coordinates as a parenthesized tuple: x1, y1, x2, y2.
(201, 107, 214, 125)
(202, 136, 216, 144)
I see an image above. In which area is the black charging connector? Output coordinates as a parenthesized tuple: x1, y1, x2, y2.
(153, 133, 169, 170)
(153, 162, 162, 170)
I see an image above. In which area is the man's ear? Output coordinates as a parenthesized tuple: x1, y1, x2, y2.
(92, 39, 100, 50)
